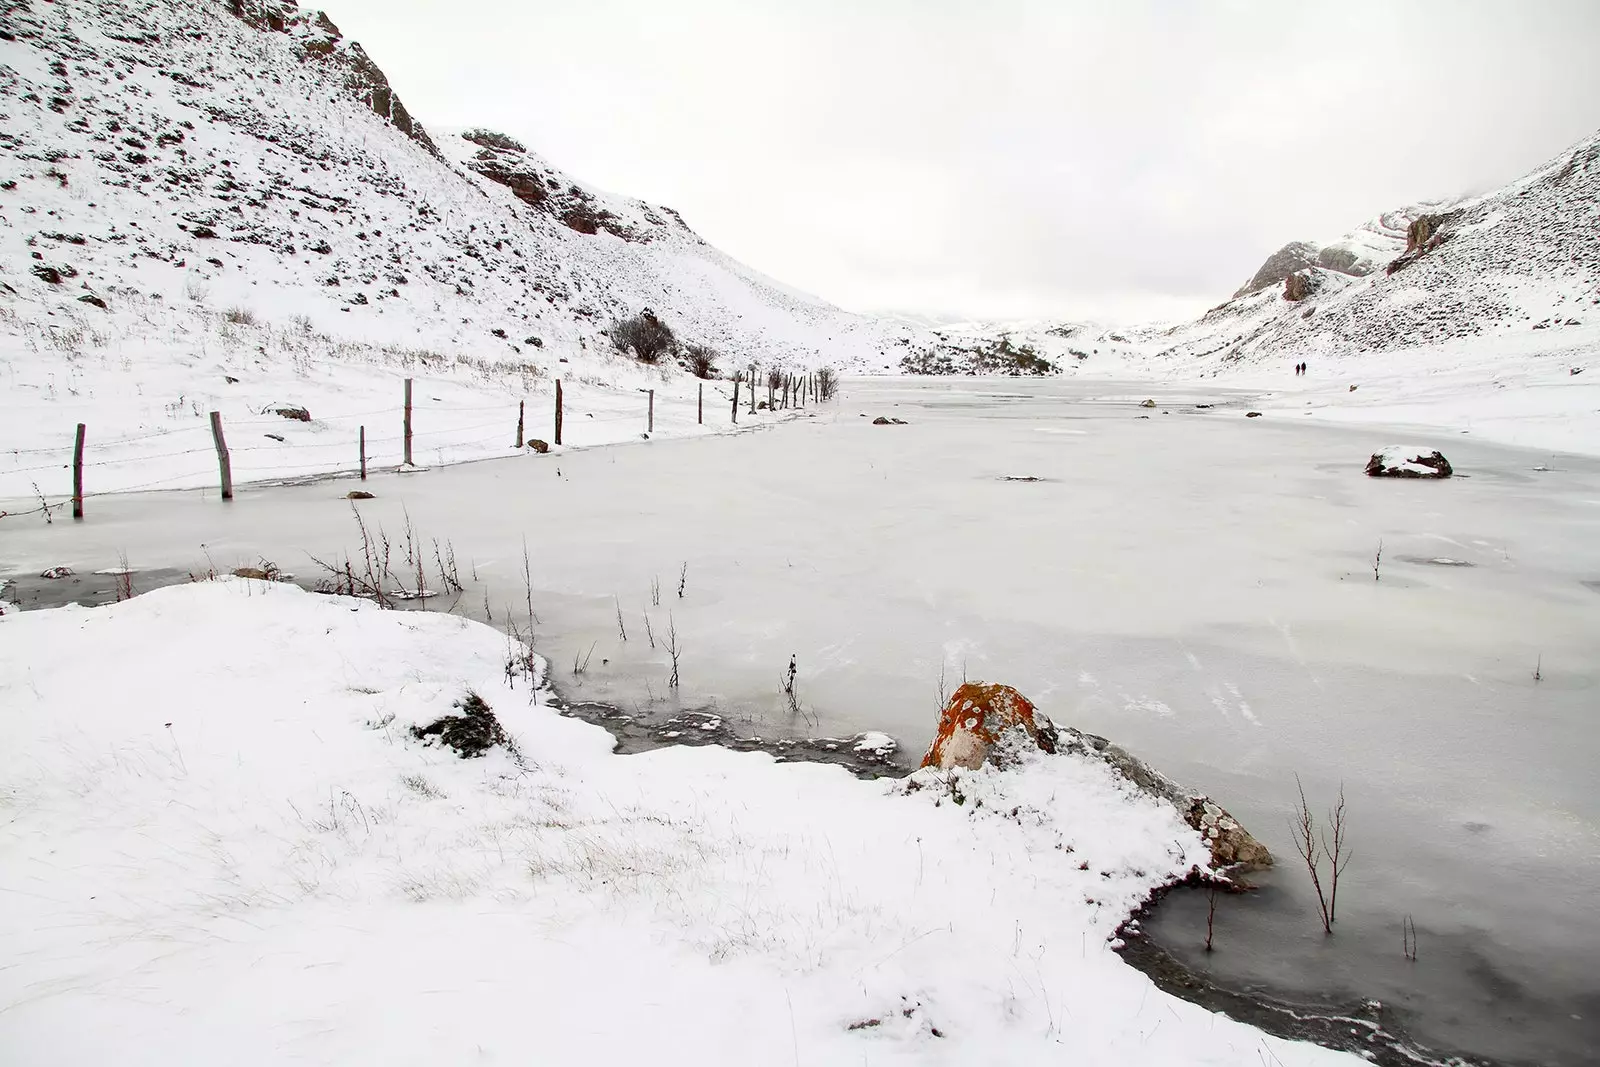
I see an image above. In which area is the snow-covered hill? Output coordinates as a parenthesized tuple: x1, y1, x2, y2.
(0, 0, 910, 500)
(1130, 127, 1600, 366)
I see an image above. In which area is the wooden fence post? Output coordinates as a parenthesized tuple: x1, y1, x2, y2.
(698, 381, 703, 425)
(403, 377, 413, 467)
(359, 425, 367, 480)
(647, 389, 654, 433)
(516, 399, 525, 448)
(209, 411, 233, 501)
(72, 422, 85, 519)
(732, 375, 739, 424)
(554, 379, 564, 445)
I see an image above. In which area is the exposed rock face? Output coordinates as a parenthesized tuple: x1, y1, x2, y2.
(1385, 210, 1460, 275)
(1055, 727, 1273, 872)
(1234, 241, 1320, 298)
(1365, 446, 1453, 478)
(459, 130, 640, 240)
(921, 682, 1057, 770)
(224, 0, 438, 156)
(1283, 270, 1316, 301)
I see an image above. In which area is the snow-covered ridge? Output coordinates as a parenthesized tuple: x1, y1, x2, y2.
(0, 0, 914, 501)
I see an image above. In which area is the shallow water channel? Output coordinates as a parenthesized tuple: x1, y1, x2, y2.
(4, 377, 1598, 1065)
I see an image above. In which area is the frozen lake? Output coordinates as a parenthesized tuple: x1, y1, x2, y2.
(4, 376, 1598, 1063)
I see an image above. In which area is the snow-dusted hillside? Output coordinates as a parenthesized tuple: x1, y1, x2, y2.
(1144, 128, 1600, 365)
(0, 0, 909, 500)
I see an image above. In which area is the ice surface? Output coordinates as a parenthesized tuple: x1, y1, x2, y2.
(2, 377, 1598, 1060)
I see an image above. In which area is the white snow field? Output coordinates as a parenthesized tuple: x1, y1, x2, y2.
(4, 376, 1598, 1063)
(0, 578, 1357, 1067)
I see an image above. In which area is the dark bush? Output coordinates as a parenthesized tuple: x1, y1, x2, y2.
(684, 343, 718, 379)
(607, 309, 676, 364)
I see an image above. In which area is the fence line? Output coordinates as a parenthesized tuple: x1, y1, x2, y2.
(2, 377, 835, 522)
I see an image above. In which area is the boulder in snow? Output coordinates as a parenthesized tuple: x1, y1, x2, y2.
(526, 439, 550, 453)
(921, 682, 1057, 770)
(1365, 446, 1453, 478)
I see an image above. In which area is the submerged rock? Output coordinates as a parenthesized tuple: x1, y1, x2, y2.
(921, 682, 1056, 770)
(1365, 446, 1453, 478)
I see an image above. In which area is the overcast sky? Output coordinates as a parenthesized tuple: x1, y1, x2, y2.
(322, 0, 1600, 324)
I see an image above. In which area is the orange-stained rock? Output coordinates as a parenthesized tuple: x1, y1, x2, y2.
(920, 682, 1056, 770)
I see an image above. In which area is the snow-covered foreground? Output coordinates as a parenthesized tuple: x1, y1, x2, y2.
(0, 580, 1356, 1066)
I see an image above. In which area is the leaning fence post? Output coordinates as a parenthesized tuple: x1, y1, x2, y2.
(72, 422, 85, 519)
(732, 375, 740, 424)
(647, 389, 654, 433)
(554, 379, 564, 445)
(516, 399, 525, 448)
(698, 381, 703, 425)
(209, 411, 233, 501)
(403, 377, 414, 467)
(359, 425, 367, 481)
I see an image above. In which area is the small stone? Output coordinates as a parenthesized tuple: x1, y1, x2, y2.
(526, 439, 549, 453)
(40, 565, 74, 579)
(345, 490, 375, 499)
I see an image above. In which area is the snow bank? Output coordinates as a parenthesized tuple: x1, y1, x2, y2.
(0, 581, 1358, 1065)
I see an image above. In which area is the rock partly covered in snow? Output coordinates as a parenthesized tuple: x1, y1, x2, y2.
(1055, 727, 1273, 872)
(1365, 446, 1454, 478)
(921, 682, 1057, 770)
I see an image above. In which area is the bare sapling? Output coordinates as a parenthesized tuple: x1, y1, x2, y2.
(665, 613, 682, 690)
(521, 536, 538, 632)
(643, 610, 656, 649)
(1372, 538, 1383, 582)
(432, 538, 463, 594)
(615, 597, 627, 641)
(1205, 886, 1218, 952)
(1321, 782, 1352, 924)
(783, 654, 813, 725)
(1402, 914, 1418, 961)
(307, 504, 394, 608)
(677, 561, 687, 599)
(1290, 773, 1333, 934)
(1534, 654, 1542, 683)
(112, 551, 134, 602)
(573, 641, 596, 675)
(650, 575, 661, 607)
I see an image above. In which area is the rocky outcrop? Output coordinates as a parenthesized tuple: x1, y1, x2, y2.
(1234, 241, 1320, 298)
(458, 130, 639, 240)
(921, 682, 1056, 770)
(1283, 270, 1316, 302)
(1365, 446, 1453, 478)
(224, 0, 438, 156)
(1384, 210, 1460, 276)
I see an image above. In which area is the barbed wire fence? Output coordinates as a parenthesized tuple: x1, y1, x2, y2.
(2, 370, 833, 524)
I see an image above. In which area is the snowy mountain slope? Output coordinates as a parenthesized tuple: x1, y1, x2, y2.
(1230, 202, 1453, 299)
(1147, 127, 1600, 364)
(0, 0, 910, 501)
